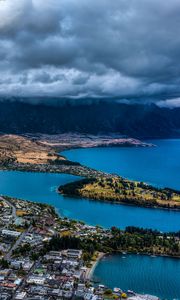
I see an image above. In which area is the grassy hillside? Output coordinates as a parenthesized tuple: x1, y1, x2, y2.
(0, 134, 64, 165)
(59, 177, 180, 209)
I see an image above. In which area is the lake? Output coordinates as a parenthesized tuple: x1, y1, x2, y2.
(63, 139, 180, 299)
(62, 139, 180, 190)
(92, 254, 180, 300)
(0, 171, 180, 231)
(0, 139, 180, 300)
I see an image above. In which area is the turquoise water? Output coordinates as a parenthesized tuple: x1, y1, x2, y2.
(92, 254, 180, 300)
(0, 171, 180, 231)
(62, 139, 180, 190)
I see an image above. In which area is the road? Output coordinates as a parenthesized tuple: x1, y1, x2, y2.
(0, 196, 33, 260)
(0, 196, 17, 226)
(5, 225, 32, 260)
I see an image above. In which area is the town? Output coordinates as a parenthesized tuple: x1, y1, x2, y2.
(0, 196, 178, 300)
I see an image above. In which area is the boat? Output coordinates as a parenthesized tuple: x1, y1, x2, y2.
(127, 290, 135, 295)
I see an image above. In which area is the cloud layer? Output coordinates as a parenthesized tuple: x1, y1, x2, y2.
(0, 0, 180, 105)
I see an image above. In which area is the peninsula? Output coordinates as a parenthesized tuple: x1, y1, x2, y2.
(59, 177, 180, 210)
(0, 133, 152, 178)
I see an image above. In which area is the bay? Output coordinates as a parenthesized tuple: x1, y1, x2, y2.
(92, 253, 180, 300)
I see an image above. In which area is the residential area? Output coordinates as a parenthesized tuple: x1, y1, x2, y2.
(0, 196, 168, 300)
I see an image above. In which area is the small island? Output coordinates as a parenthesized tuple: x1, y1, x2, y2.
(59, 177, 180, 210)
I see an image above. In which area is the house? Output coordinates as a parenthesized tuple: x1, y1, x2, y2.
(14, 292, 27, 300)
(1, 230, 21, 238)
(67, 249, 82, 259)
(26, 276, 46, 285)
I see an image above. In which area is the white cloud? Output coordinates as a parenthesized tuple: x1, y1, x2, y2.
(157, 98, 180, 108)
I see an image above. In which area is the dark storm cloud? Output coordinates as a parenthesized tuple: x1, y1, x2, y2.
(0, 0, 180, 106)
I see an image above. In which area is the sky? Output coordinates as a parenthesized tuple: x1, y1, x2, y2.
(0, 0, 180, 107)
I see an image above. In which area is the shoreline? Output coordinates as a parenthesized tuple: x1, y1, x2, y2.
(0, 135, 180, 213)
(86, 252, 106, 280)
(60, 191, 180, 212)
(2, 195, 180, 259)
(86, 251, 180, 283)
(35, 133, 154, 151)
(0, 166, 180, 212)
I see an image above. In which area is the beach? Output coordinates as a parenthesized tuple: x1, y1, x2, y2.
(86, 252, 105, 280)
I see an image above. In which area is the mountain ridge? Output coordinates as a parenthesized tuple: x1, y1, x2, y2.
(0, 100, 180, 138)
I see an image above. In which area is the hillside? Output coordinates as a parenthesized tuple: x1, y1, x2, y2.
(0, 100, 180, 138)
(0, 134, 64, 165)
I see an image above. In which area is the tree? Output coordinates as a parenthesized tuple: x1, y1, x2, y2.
(105, 289, 112, 295)
(0, 258, 9, 269)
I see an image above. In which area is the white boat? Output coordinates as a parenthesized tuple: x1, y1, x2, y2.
(127, 290, 135, 295)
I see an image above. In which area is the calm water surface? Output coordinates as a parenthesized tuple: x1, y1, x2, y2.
(63, 139, 180, 190)
(92, 254, 180, 300)
(0, 171, 179, 231)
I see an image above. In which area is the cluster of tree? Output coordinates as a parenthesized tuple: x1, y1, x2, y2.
(109, 226, 180, 255)
(0, 150, 16, 166)
(48, 236, 96, 257)
(9, 225, 179, 265)
(45, 227, 180, 259)
(48, 158, 80, 166)
(58, 178, 95, 195)
(125, 226, 161, 235)
(0, 258, 9, 269)
(125, 226, 180, 237)
(12, 243, 31, 256)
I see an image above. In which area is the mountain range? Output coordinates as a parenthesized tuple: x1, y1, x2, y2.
(0, 100, 180, 138)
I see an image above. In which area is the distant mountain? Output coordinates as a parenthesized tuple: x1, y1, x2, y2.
(0, 100, 180, 138)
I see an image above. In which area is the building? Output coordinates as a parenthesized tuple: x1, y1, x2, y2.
(67, 249, 82, 259)
(1, 230, 21, 238)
